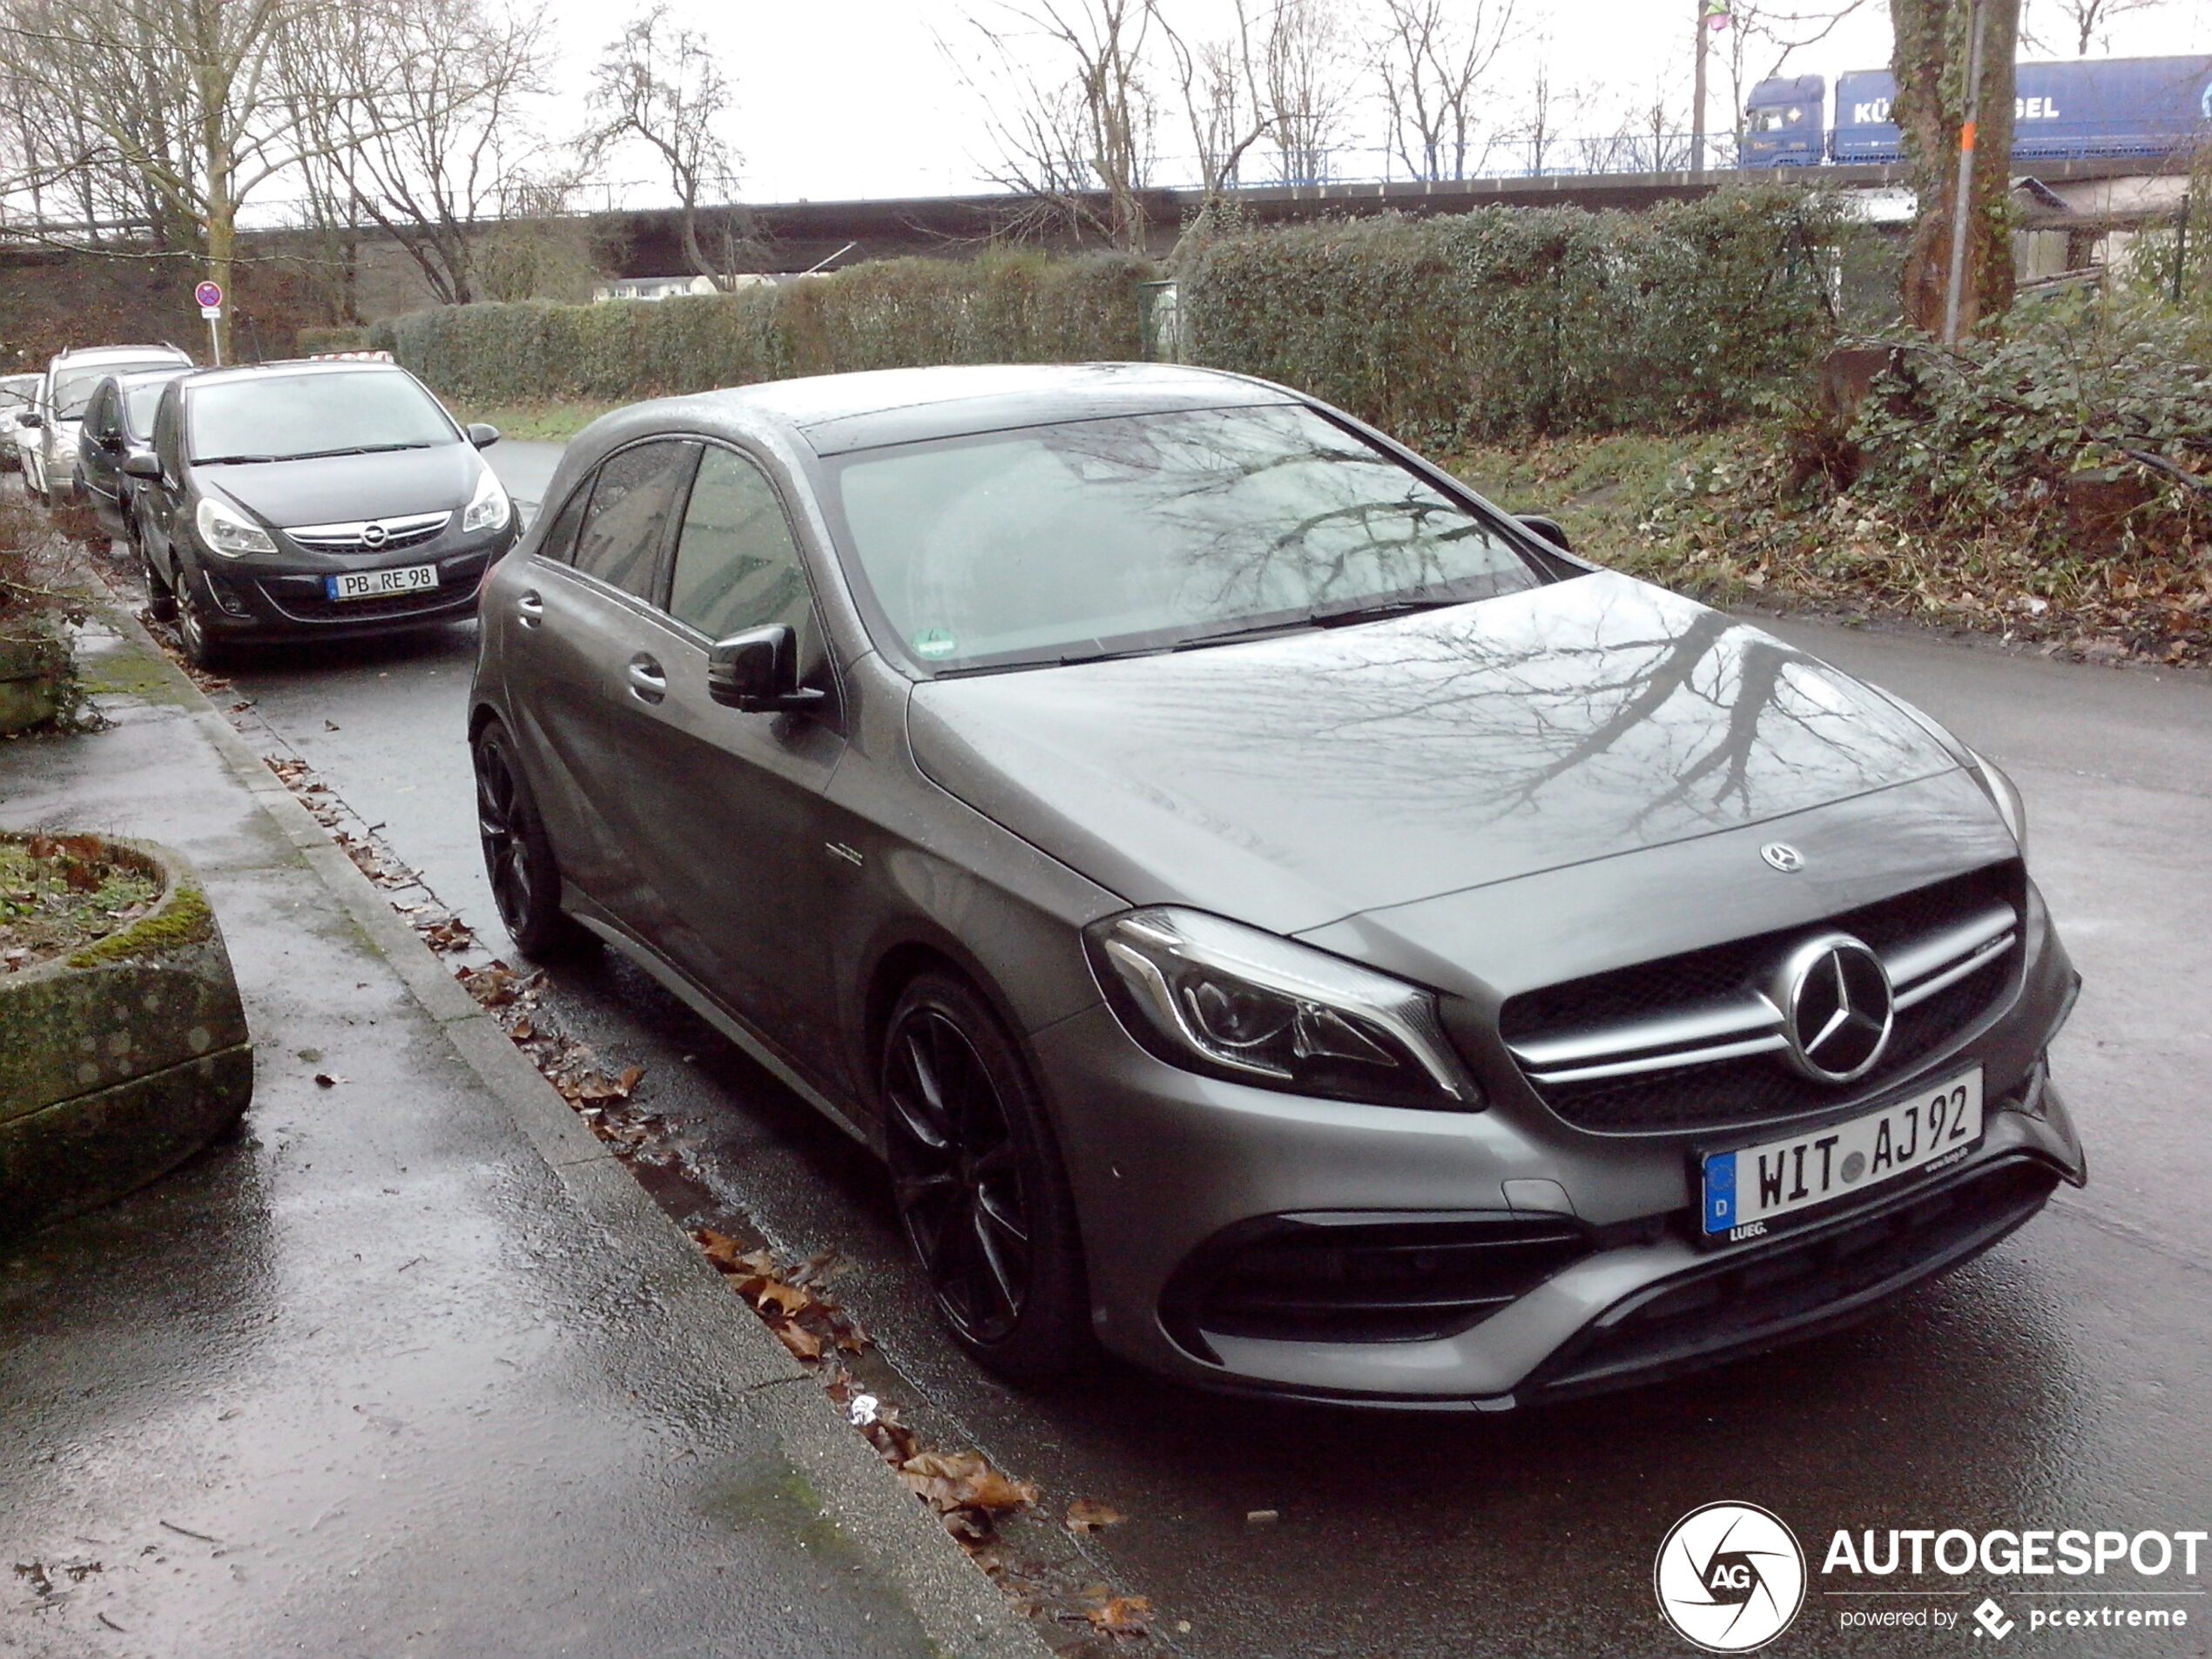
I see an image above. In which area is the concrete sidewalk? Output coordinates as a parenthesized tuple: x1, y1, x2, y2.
(0, 607, 1044, 1659)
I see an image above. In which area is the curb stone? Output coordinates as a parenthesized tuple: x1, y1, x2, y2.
(94, 596, 1053, 1659)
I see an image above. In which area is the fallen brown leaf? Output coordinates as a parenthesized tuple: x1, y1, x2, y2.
(1065, 1498, 1126, 1534)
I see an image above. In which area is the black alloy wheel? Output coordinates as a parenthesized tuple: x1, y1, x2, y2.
(472, 719, 591, 960)
(137, 526, 176, 622)
(172, 564, 231, 671)
(881, 973, 1091, 1381)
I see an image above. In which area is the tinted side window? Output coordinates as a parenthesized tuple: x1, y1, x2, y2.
(532, 480, 594, 566)
(572, 440, 698, 600)
(667, 447, 812, 639)
(153, 394, 182, 474)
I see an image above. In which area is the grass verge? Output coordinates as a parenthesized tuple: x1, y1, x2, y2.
(455, 401, 621, 443)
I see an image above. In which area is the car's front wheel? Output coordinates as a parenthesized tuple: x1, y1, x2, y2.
(172, 564, 236, 671)
(472, 718, 593, 960)
(882, 972, 1092, 1384)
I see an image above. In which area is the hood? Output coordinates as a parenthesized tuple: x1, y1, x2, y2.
(199, 443, 482, 529)
(907, 571, 1964, 934)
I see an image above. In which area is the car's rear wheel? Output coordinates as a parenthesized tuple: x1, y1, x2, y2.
(472, 718, 593, 960)
(881, 972, 1092, 1383)
(136, 528, 176, 622)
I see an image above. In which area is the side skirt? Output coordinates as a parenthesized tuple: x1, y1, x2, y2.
(564, 897, 885, 1157)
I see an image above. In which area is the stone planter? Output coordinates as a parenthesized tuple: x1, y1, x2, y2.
(0, 627, 70, 736)
(0, 836, 253, 1236)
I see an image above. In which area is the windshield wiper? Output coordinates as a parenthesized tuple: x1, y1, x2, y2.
(192, 454, 281, 465)
(279, 442, 438, 460)
(1309, 596, 1467, 626)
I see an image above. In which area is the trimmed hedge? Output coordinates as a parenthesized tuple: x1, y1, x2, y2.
(1183, 185, 1863, 445)
(369, 186, 1862, 442)
(368, 251, 1149, 405)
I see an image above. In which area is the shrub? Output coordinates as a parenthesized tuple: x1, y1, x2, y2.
(1181, 185, 1865, 446)
(374, 250, 1150, 407)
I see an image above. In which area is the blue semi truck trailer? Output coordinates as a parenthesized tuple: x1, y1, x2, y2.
(1740, 55, 2212, 167)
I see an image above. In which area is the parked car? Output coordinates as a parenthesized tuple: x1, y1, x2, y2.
(0, 373, 38, 474)
(132, 359, 516, 667)
(469, 363, 2086, 1407)
(78, 366, 192, 543)
(23, 343, 193, 504)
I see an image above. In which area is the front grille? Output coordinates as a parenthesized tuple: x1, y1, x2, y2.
(287, 510, 450, 551)
(1163, 1211, 1593, 1354)
(1497, 865, 2025, 1135)
(1530, 1157, 2060, 1400)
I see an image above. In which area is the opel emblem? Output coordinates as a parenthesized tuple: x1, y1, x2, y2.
(1760, 842, 1804, 873)
(360, 522, 389, 549)
(1773, 933, 1894, 1084)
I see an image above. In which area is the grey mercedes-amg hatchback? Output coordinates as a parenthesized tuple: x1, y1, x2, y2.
(469, 363, 2085, 1408)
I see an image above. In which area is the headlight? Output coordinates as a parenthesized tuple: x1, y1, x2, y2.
(195, 496, 275, 557)
(462, 467, 510, 534)
(1084, 907, 1478, 1110)
(1966, 750, 2027, 853)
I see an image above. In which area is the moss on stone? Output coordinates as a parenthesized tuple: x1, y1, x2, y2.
(67, 884, 213, 968)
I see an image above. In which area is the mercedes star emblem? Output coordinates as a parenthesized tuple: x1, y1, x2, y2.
(1773, 933, 1894, 1084)
(1760, 842, 1804, 873)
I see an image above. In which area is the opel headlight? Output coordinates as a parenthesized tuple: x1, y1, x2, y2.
(1085, 907, 1478, 1110)
(462, 467, 511, 534)
(195, 496, 275, 557)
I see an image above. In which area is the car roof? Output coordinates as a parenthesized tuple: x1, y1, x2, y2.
(591, 363, 1298, 459)
(52, 344, 192, 368)
(176, 359, 407, 393)
(112, 366, 192, 387)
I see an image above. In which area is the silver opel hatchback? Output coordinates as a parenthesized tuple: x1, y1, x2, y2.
(469, 364, 2086, 1408)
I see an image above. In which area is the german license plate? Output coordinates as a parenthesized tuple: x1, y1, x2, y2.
(327, 563, 437, 601)
(1701, 1066, 1983, 1242)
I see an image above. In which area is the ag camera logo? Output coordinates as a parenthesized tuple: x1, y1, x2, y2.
(1656, 1502, 1808, 1652)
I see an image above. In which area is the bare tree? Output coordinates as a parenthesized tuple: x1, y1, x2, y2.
(1892, 0, 2020, 335)
(2023, 0, 2168, 55)
(1152, 0, 1278, 204)
(287, 0, 557, 311)
(589, 3, 753, 289)
(949, 0, 1158, 251)
(1368, 0, 1518, 182)
(1263, 0, 1352, 184)
(0, 0, 432, 358)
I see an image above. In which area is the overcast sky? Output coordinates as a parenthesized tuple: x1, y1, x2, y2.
(543, 0, 2212, 209)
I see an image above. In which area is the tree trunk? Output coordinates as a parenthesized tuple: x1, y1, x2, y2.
(1891, 0, 2019, 336)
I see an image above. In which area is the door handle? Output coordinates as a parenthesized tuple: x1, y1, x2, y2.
(516, 590, 543, 628)
(626, 654, 667, 704)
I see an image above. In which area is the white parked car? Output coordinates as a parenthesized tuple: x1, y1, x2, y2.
(1, 373, 40, 475)
(22, 344, 192, 504)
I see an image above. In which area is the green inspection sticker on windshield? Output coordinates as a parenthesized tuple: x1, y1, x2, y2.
(912, 628, 959, 660)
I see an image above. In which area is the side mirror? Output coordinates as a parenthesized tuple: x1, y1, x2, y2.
(1516, 513, 1574, 554)
(17, 410, 42, 429)
(466, 422, 501, 449)
(707, 624, 826, 714)
(122, 453, 163, 479)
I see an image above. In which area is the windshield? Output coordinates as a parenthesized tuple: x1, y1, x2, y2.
(187, 370, 455, 462)
(123, 381, 172, 439)
(829, 402, 1545, 674)
(53, 361, 179, 421)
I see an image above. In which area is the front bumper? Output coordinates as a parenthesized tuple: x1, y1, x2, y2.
(1035, 886, 2086, 1408)
(192, 528, 516, 642)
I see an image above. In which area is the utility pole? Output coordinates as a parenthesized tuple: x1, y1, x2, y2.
(1692, 0, 1709, 178)
(1939, 0, 1988, 343)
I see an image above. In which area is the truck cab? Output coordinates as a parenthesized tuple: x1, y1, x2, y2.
(1739, 76, 1824, 167)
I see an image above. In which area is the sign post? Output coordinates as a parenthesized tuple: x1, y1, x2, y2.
(194, 280, 225, 366)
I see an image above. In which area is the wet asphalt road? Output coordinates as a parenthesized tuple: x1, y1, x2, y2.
(196, 438, 2212, 1657)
